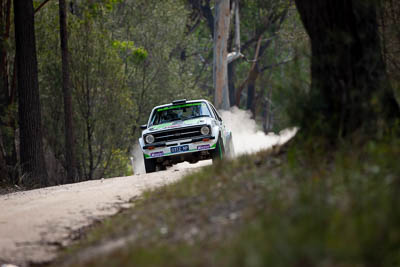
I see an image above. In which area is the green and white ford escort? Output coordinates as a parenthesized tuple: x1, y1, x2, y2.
(139, 99, 234, 173)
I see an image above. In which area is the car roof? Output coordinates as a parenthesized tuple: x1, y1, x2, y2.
(152, 99, 211, 111)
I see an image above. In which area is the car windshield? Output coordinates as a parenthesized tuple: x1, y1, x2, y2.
(149, 102, 212, 126)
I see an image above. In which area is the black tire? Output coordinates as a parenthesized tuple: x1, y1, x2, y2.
(211, 137, 225, 162)
(157, 164, 167, 171)
(144, 155, 157, 173)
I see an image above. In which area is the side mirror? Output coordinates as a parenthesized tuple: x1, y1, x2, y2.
(140, 124, 147, 130)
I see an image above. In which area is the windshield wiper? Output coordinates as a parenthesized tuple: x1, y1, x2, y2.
(151, 118, 182, 126)
(183, 115, 209, 120)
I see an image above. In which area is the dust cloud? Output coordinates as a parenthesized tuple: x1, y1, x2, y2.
(219, 106, 297, 156)
(131, 107, 297, 174)
(131, 143, 146, 174)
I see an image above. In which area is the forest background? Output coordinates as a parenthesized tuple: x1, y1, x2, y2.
(0, 0, 399, 187)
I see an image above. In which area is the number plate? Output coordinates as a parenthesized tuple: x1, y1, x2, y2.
(170, 145, 189, 153)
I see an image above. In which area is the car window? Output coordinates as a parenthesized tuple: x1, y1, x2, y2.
(209, 105, 218, 119)
(210, 104, 222, 122)
(149, 102, 212, 126)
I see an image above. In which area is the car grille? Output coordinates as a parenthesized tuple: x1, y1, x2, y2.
(153, 126, 203, 143)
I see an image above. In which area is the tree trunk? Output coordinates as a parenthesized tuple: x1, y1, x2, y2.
(59, 0, 77, 184)
(263, 86, 273, 133)
(213, 0, 230, 110)
(0, 0, 18, 183)
(0, 0, 9, 180)
(246, 81, 255, 113)
(13, 0, 48, 187)
(295, 0, 400, 139)
(0, 0, 10, 105)
(228, 61, 236, 106)
(0, 131, 8, 179)
(87, 121, 94, 180)
(246, 68, 259, 117)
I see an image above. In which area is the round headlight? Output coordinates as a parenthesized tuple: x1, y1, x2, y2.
(200, 126, 210, 135)
(145, 134, 155, 144)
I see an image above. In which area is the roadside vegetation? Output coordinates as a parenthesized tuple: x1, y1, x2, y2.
(53, 134, 400, 267)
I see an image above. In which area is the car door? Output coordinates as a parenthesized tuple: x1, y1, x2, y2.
(209, 104, 228, 146)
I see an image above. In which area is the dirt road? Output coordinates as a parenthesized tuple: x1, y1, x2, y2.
(0, 122, 296, 267)
(0, 162, 209, 267)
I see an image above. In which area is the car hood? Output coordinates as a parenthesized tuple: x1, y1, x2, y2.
(142, 117, 213, 135)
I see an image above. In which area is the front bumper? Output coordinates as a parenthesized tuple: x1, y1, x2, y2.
(142, 135, 217, 159)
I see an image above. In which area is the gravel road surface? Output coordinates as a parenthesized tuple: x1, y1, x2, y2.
(0, 162, 209, 267)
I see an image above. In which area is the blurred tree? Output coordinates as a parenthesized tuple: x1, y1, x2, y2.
(213, 0, 231, 110)
(13, 0, 48, 187)
(187, 0, 294, 115)
(0, 0, 17, 184)
(381, 0, 400, 98)
(68, 8, 131, 180)
(239, 0, 290, 116)
(295, 0, 400, 139)
(112, 0, 207, 140)
(59, 0, 78, 183)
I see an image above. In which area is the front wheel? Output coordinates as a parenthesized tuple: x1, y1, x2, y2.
(144, 155, 157, 173)
(211, 137, 225, 162)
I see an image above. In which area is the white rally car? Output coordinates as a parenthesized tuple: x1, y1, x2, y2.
(139, 99, 234, 173)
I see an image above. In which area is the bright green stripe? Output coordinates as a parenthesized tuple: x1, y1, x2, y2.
(152, 122, 173, 129)
(144, 154, 150, 159)
(211, 143, 217, 149)
(157, 103, 202, 112)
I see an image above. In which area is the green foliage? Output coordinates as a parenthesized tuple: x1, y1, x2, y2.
(273, 42, 310, 131)
(33, 0, 209, 181)
(83, 0, 122, 19)
(32, 0, 42, 9)
(103, 149, 132, 178)
(238, 4, 310, 132)
(35, 1, 132, 180)
(109, 0, 209, 137)
(131, 47, 148, 64)
(111, 40, 148, 65)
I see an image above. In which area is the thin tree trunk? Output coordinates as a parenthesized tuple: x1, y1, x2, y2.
(246, 68, 259, 116)
(228, 61, 236, 106)
(263, 86, 273, 133)
(0, 130, 7, 178)
(34, 0, 51, 14)
(59, 0, 77, 183)
(235, 36, 262, 106)
(213, 0, 230, 110)
(87, 121, 94, 180)
(0, 0, 11, 100)
(262, 98, 268, 133)
(13, 0, 48, 187)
